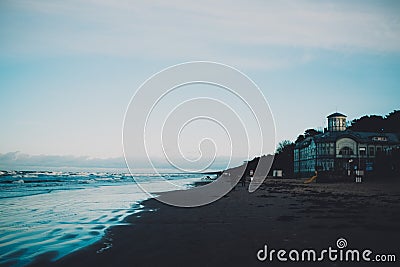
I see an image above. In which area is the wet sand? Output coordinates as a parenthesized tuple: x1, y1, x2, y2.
(30, 178, 400, 267)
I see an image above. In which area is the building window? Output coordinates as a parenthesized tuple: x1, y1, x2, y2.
(369, 147, 375, 156)
(339, 146, 354, 156)
(359, 147, 366, 156)
(330, 143, 335, 155)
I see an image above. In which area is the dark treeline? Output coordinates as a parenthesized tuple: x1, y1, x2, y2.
(269, 140, 295, 177)
(348, 110, 400, 133)
(295, 129, 322, 143)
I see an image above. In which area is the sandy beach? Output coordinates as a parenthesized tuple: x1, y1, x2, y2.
(29, 178, 400, 267)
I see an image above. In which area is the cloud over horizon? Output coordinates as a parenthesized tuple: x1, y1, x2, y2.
(0, 151, 126, 170)
(0, 151, 242, 171)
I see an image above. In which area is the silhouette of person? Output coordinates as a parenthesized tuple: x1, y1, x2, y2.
(241, 176, 246, 187)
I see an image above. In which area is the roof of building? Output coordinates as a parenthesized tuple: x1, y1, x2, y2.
(295, 130, 400, 149)
(327, 112, 347, 118)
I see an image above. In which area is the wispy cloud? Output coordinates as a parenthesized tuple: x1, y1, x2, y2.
(2, 0, 400, 69)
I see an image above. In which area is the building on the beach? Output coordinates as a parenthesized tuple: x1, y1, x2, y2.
(294, 112, 400, 177)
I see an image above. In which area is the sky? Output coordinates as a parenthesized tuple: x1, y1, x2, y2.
(1, 0, 400, 170)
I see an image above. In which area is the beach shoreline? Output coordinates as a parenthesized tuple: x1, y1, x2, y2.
(29, 178, 400, 267)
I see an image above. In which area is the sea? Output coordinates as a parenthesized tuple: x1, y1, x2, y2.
(0, 170, 211, 267)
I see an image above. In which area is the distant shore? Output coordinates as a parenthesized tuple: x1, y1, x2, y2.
(30, 178, 400, 267)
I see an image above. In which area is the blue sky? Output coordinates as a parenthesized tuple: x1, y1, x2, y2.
(1, 0, 399, 170)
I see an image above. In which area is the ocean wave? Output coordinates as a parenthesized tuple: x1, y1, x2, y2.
(0, 174, 202, 266)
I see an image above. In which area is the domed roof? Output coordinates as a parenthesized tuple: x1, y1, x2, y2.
(327, 112, 346, 118)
